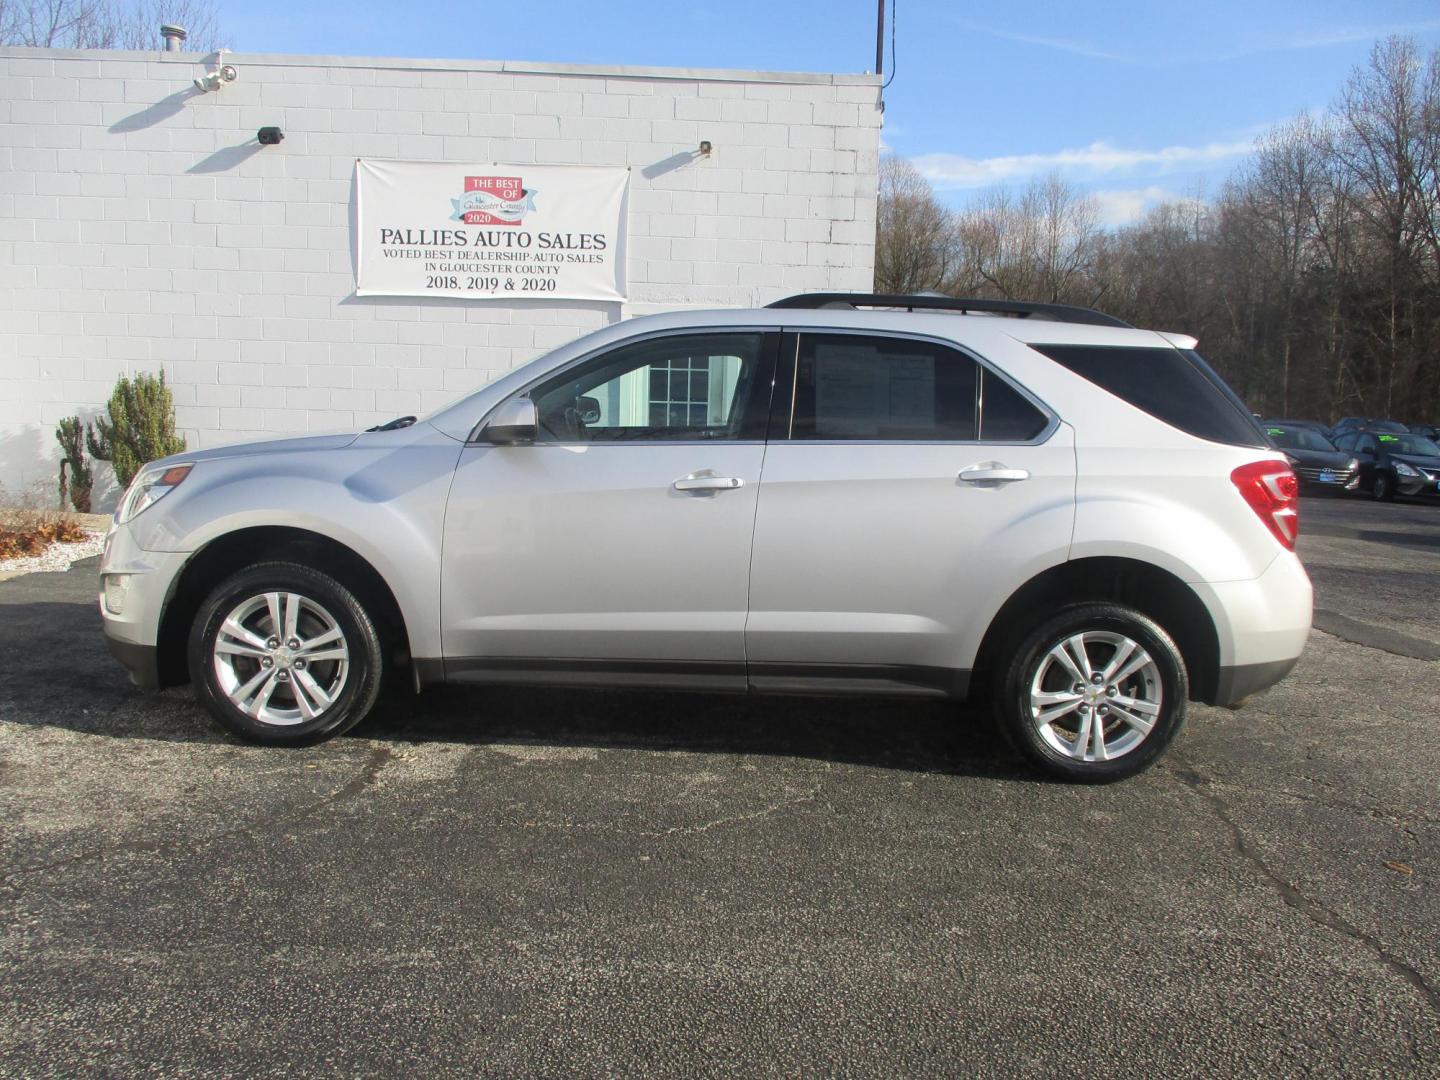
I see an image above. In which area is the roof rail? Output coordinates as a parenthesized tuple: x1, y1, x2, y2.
(764, 292, 1133, 329)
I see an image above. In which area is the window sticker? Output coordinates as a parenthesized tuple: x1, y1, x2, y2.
(1266, 427, 1284, 436)
(813, 345, 882, 436)
(1379, 434, 1399, 442)
(812, 343, 937, 437)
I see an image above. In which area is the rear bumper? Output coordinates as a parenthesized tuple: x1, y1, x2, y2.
(1192, 552, 1312, 706)
(1212, 656, 1300, 707)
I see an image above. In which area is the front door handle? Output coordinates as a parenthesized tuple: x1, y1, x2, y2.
(673, 474, 745, 493)
(958, 464, 1030, 485)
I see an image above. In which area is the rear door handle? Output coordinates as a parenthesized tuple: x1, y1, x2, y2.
(673, 474, 745, 493)
(958, 464, 1030, 485)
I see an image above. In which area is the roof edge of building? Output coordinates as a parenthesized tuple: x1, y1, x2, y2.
(0, 45, 883, 85)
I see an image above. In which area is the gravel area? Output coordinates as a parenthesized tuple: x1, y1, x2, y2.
(0, 530, 105, 581)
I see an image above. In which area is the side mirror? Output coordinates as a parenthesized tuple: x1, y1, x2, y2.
(481, 397, 538, 445)
(576, 395, 602, 425)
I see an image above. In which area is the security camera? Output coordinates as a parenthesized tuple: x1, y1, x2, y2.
(192, 64, 237, 93)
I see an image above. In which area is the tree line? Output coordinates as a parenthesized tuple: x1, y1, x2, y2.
(877, 36, 1440, 424)
(0, 0, 218, 50)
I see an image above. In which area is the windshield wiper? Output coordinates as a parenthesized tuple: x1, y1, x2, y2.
(366, 415, 417, 432)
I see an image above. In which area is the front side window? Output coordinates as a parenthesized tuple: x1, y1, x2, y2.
(531, 332, 768, 442)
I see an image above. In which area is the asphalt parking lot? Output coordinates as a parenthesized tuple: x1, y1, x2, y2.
(1, 495, 1436, 1077)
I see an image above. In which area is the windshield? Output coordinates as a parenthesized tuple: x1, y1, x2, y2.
(1266, 426, 1337, 452)
(1377, 433, 1440, 456)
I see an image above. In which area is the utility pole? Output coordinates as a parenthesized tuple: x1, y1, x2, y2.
(876, 0, 886, 78)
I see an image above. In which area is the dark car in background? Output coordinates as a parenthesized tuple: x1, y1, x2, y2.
(1332, 429, 1440, 500)
(1332, 417, 1408, 437)
(1409, 422, 1439, 440)
(1264, 423, 1359, 494)
(1262, 418, 1332, 437)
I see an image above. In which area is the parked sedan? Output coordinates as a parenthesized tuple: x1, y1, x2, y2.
(1264, 424, 1359, 493)
(1331, 416, 1409, 437)
(1332, 429, 1440, 500)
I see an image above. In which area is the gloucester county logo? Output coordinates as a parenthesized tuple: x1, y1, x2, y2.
(450, 176, 538, 225)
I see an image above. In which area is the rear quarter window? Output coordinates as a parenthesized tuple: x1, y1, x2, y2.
(1032, 344, 1266, 448)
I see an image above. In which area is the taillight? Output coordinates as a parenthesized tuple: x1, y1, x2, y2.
(1231, 460, 1299, 550)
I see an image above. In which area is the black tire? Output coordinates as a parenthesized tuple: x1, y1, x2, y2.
(994, 603, 1188, 783)
(1372, 472, 1394, 501)
(188, 561, 384, 745)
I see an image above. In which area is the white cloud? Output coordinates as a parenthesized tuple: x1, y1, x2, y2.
(911, 139, 1254, 190)
(949, 16, 1440, 65)
(1253, 19, 1440, 55)
(1088, 186, 1179, 227)
(948, 23, 1132, 62)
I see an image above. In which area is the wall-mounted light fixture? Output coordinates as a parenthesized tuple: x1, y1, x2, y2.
(193, 63, 237, 93)
(257, 127, 284, 145)
(697, 140, 713, 156)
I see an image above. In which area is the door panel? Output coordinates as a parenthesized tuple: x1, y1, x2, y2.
(442, 442, 764, 663)
(440, 329, 776, 669)
(745, 434, 1076, 672)
(745, 331, 1077, 679)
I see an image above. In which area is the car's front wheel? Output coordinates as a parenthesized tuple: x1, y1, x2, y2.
(1372, 472, 1394, 501)
(994, 604, 1187, 783)
(188, 561, 384, 744)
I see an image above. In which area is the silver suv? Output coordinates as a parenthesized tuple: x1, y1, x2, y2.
(99, 293, 1312, 782)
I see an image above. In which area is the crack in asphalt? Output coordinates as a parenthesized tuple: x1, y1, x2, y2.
(0, 743, 393, 887)
(1311, 611, 1440, 662)
(1172, 764, 1439, 1023)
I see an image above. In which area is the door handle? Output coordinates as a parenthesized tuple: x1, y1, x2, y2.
(673, 474, 745, 493)
(958, 464, 1030, 485)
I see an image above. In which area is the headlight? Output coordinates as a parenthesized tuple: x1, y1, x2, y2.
(1346, 458, 1359, 472)
(116, 463, 193, 524)
(1394, 461, 1419, 478)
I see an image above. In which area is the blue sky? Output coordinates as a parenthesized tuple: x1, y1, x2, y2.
(221, 0, 1440, 226)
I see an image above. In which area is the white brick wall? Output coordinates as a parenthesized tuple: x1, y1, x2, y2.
(0, 47, 881, 501)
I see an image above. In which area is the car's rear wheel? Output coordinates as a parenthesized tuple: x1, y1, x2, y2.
(994, 603, 1187, 783)
(1372, 472, 1394, 501)
(188, 561, 384, 744)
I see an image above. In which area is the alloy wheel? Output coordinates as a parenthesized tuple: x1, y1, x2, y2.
(211, 591, 351, 726)
(1027, 630, 1162, 763)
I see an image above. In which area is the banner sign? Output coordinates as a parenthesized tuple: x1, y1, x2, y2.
(355, 160, 628, 301)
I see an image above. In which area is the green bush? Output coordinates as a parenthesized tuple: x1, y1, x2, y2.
(86, 371, 187, 488)
(54, 415, 93, 513)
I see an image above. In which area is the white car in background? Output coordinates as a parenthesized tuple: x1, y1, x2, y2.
(99, 293, 1312, 782)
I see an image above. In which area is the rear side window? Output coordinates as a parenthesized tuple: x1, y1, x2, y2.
(980, 368, 1048, 441)
(1033, 344, 1266, 447)
(791, 334, 979, 440)
(789, 333, 1050, 442)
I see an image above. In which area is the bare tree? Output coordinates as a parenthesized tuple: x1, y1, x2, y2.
(873, 156, 959, 294)
(954, 173, 1101, 304)
(0, 0, 219, 49)
(876, 36, 1440, 423)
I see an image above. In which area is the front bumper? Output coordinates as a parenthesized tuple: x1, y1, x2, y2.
(106, 636, 162, 689)
(1294, 465, 1357, 491)
(98, 523, 191, 687)
(1394, 471, 1440, 497)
